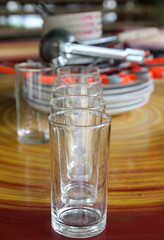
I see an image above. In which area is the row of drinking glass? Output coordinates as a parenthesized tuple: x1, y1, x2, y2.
(48, 65, 112, 238)
(50, 65, 106, 114)
(14, 61, 112, 237)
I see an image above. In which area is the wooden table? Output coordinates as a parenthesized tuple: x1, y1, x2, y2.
(0, 75, 164, 240)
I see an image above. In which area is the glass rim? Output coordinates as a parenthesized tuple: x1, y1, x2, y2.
(50, 95, 105, 105)
(53, 84, 103, 97)
(50, 96, 105, 111)
(56, 65, 100, 73)
(54, 83, 102, 90)
(15, 62, 54, 72)
(48, 109, 112, 128)
(55, 75, 102, 86)
(56, 74, 101, 80)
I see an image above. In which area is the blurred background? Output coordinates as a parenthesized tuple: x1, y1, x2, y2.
(0, 0, 163, 40)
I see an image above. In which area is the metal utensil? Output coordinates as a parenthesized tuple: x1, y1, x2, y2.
(40, 29, 146, 67)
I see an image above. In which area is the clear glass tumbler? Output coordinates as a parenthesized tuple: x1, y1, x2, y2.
(50, 96, 106, 185)
(15, 62, 55, 144)
(53, 84, 103, 99)
(49, 109, 112, 238)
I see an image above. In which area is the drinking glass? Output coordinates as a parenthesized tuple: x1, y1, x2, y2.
(49, 109, 112, 238)
(15, 62, 55, 144)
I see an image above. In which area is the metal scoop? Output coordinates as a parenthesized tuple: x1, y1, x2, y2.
(40, 29, 145, 67)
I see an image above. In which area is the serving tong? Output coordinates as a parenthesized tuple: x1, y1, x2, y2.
(40, 29, 146, 67)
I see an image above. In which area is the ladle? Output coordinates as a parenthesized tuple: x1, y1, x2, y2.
(40, 29, 145, 66)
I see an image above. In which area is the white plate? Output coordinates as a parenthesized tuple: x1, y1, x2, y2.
(26, 91, 151, 115)
(103, 81, 154, 102)
(106, 95, 150, 115)
(103, 78, 153, 95)
(24, 81, 154, 112)
(23, 77, 153, 97)
(105, 94, 150, 108)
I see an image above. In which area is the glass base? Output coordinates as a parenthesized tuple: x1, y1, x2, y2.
(18, 130, 49, 145)
(68, 161, 92, 181)
(51, 207, 106, 238)
(61, 183, 96, 205)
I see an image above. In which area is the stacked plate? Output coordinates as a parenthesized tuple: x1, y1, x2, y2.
(42, 11, 102, 42)
(103, 77, 154, 115)
(23, 75, 154, 116)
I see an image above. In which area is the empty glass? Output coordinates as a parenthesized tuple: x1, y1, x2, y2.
(49, 109, 112, 238)
(15, 62, 55, 144)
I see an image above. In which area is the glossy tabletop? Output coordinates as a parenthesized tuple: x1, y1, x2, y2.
(0, 76, 164, 240)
